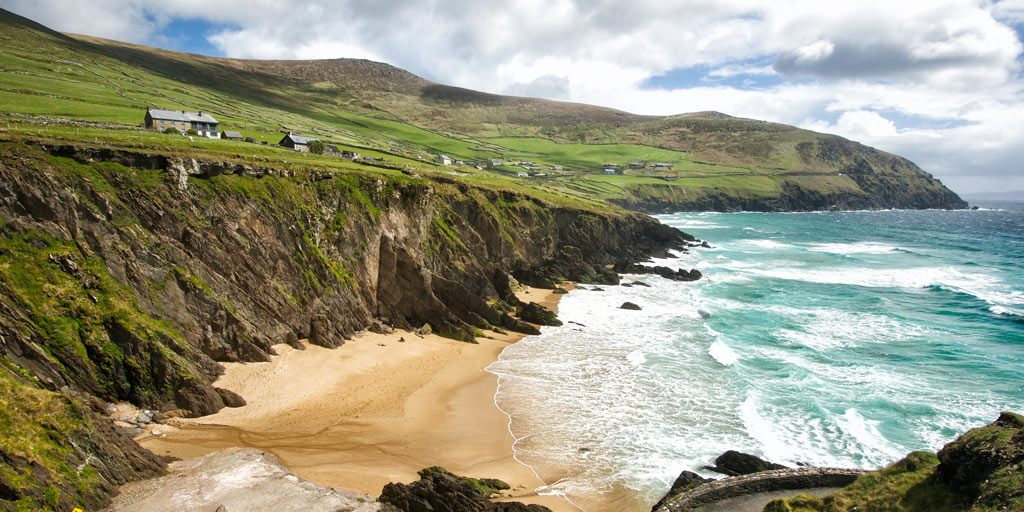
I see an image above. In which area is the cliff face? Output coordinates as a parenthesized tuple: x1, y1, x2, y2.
(0, 140, 689, 510)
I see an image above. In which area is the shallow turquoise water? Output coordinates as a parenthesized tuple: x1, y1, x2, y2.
(487, 204, 1024, 511)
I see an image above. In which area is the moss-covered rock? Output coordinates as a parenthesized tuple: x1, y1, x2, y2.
(762, 413, 1024, 512)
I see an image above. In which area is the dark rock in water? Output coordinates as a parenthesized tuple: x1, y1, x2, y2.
(578, 447, 592, 452)
(518, 302, 562, 326)
(701, 241, 711, 248)
(621, 283, 633, 287)
(651, 470, 714, 511)
(703, 450, 788, 476)
(613, 263, 702, 282)
(379, 466, 551, 512)
(568, 321, 587, 327)
(936, 411, 1024, 508)
(591, 287, 604, 291)
(630, 281, 651, 287)
(620, 302, 642, 310)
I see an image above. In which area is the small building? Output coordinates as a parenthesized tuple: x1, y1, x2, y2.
(491, 160, 503, 167)
(603, 169, 618, 175)
(439, 154, 452, 165)
(516, 171, 530, 178)
(145, 108, 220, 138)
(550, 165, 563, 171)
(221, 130, 243, 140)
(603, 163, 618, 169)
(342, 150, 361, 161)
(629, 161, 644, 168)
(644, 168, 656, 174)
(325, 145, 341, 156)
(455, 160, 465, 165)
(279, 133, 319, 152)
(653, 162, 672, 168)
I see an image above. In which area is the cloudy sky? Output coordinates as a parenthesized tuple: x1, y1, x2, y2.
(6, 0, 1024, 197)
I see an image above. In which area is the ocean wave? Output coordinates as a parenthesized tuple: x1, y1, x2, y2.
(741, 239, 793, 250)
(991, 305, 1024, 317)
(835, 408, 907, 462)
(708, 339, 739, 366)
(730, 265, 1019, 311)
(773, 308, 931, 351)
(805, 242, 900, 255)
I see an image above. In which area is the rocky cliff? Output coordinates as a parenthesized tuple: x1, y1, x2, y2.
(0, 138, 691, 510)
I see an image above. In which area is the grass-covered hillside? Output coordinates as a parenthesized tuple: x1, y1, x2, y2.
(764, 412, 1024, 512)
(0, 8, 964, 211)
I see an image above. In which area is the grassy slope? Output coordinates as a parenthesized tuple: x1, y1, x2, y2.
(0, 8, 963, 209)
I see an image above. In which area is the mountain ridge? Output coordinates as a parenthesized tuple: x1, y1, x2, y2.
(0, 7, 966, 212)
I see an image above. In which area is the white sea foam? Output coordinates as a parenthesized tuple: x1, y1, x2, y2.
(805, 242, 900, 255)
(835, 409, 907, 462)
(708, 339, 739, 366)
(739, 394, 790, 463)
(627, 350, 647, 366)
(991, 305, 1023, 317)
(742, 239, 793, 250)
(669, 219, 725, 229)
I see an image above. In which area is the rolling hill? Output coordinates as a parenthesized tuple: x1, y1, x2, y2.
(0, 8, 965, 212)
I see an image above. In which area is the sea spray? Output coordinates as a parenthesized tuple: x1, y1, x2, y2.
(489, 205, 1024, 512)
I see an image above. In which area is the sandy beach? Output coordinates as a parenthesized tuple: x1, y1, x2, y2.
(139, 286, 578, 511)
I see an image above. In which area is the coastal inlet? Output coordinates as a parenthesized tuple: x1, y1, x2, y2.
(488, 205, 1024, 512)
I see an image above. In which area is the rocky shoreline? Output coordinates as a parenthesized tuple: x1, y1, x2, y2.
(0, 139, 699, 510)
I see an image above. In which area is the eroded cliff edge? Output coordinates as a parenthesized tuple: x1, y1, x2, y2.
(0, 139, 692, 510)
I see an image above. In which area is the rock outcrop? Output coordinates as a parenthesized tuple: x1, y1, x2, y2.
(0, 140, 691, 510)
(614, 262, 702, 282)
(702, 450, 788, 476)
(650, 471, 713, 511)
(379, 467, 551, 512)
(760, 412, 1024, 512)
(936, 411, 1024, 509)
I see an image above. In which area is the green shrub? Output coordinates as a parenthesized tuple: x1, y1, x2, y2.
(162, 127, 178, 134)
(308, 139, 325, 154)
(185, 128, 198, 135)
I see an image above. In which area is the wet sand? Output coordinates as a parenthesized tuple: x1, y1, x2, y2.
(140, 286, 578, 511)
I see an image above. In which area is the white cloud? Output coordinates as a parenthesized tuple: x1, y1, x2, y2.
(503, 75, 571, 101)
(4, 0, 1024, 194)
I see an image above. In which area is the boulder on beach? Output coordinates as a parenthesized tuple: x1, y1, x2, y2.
(379, 466, 551, 512)
(518, 302, 562, 326)
(620, 302, 642, 310)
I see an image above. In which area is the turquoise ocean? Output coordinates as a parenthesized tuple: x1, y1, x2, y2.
(487, 203, 1024, 512)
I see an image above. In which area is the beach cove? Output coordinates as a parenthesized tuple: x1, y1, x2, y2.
(135, 286, 579, 512)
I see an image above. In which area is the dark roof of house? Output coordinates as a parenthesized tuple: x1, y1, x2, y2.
(148, 109, 218, 124)
(282, 134, 319, 145)
(325, 145, 341, 153)
(222, 130, 243, 139)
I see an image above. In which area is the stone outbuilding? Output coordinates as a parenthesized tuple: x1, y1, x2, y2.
(145, 108, 219, 138)
(279, 133, 319, 152)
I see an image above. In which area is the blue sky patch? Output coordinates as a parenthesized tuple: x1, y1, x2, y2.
(640, 58, 785, 90)
(877, 109, 972, 131)
(154, 17, 228, 57)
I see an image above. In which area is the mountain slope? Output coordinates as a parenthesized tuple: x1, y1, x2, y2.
(0, 8, 966, 211)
